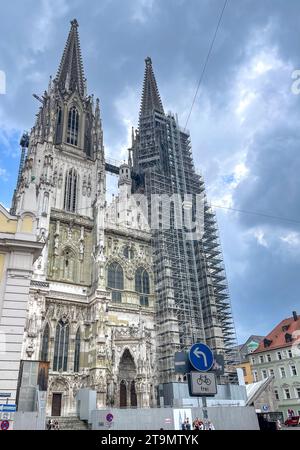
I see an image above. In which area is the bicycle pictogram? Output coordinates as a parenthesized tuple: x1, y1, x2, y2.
(196, 374, 211, 386)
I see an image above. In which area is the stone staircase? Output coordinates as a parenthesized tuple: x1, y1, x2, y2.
(46, 416, 89, 430)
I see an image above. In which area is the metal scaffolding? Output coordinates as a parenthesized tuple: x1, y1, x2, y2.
(130, 57, 238, 383)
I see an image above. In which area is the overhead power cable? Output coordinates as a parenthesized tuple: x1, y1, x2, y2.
(184, 0, 229, 130)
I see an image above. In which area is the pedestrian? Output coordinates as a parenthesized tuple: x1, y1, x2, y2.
(46, 419, 51, 430)
(193, 417, 199, 430)
(198, 420, 204, 430)
(54, 419, 59, 430)
(185, 418, 191, 430)
(276, 419, 282, 431)
(181, 419, 187, 430)
(207, 420, 215, 430)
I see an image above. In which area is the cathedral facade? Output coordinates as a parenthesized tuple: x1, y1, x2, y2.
(14, 20, 157, 416)
(11, 17, 237, 417)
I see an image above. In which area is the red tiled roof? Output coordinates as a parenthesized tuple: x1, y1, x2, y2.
(253, 315, 300, 353)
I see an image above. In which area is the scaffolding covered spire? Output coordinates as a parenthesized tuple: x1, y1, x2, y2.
(139, 57, 164, 119)
(55, 19, 86, 97)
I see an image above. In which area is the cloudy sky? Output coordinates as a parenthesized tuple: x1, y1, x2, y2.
(1, 0, 300, 343)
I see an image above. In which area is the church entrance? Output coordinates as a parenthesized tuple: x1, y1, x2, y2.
(51, 393, 62, 416)
(118, 349, 137, 408)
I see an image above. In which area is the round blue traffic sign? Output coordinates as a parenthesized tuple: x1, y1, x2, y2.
(189, 343, 214, 372)
(106, 413, 114, 423)
(1, 420, 9, 430)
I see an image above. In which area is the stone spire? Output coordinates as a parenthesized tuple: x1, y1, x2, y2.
(139, 57, 164, 120)
(55, 19, 86, 98)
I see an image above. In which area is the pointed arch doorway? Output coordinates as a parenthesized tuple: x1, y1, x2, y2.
(118, 349, 137, 408)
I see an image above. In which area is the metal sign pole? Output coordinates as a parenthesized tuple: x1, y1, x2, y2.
(202, 396, 208, 420)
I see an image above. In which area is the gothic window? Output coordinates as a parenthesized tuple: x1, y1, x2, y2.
(67, 106, 79, 146)
(84, 113, 92, 157)
(53, 320, 69, 372)
(64, 168, 78, 212)
(55, 105, 63, 145)
(135, 267, 150, 307)
(107, 262, 123, 303)
(74, 328, 81, 373)
(40, 323, 50, 362)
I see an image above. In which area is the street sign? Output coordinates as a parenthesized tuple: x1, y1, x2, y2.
(188, 371, 217, 397)
(1, 412, 11, 421)
(174, 351, 190, 374)
(189, 343, 214, 372)
(262, 405, 269, 412)
(0, 393, 11, 398)
(106, 413, 114, 423)
(1, 420, 10, 430)
(0, 404, 16, 412)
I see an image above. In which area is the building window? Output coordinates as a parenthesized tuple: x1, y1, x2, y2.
(107, 262, 124, 303)
(40, 323, 49, 362)
(280, 367, 286, 378)
(284, 388, 291, 400)
(262, 370, 268, 379)
(277, 351, 282, 360)
(55, 105, 63, 144)
(74, 328, 81, 373)
(253, 370, 258, 382)
(135, 267, 150, 307)
(251, 357, 256, 365)
(290, 365, 297, 376)
(64, 168, 78, 212)
(53, 320, 69, 372)
(67, 106, 79, 146)
(267, 354, 271, 362)
(296, 388, 300, 399)
(269, 369, 274, 377)
(288, 349, 293, 358)
(259, 355, 264, 363)
(274, 389, 279, 400)
(242, 367, 247, 377)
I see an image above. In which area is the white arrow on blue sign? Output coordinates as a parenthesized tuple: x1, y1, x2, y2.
(189, 343, 214, 372)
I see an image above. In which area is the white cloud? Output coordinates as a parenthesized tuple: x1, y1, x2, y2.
(280, 232, 300, 247)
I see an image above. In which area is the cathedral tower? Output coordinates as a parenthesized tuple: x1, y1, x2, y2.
(13, 20, 157, 416)
(131, 57, 237, 383)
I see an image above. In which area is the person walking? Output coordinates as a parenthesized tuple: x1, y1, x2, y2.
(207, 420, 215, 430)
(181, 419, 187, 430)
(186, 418, 191, 430)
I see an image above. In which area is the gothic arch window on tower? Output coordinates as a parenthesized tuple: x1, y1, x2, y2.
(84, 113, 92, 157)
(64, 168, 78, 212)
(55, 105, 63, 144)
(74, 328, 81, 373)
(53, 319, 69, 372)
(107, 261, 124, 303)
(41, 323, 50, 362)
(135, 267, 150, 307)
(67, 106, 79, 146)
